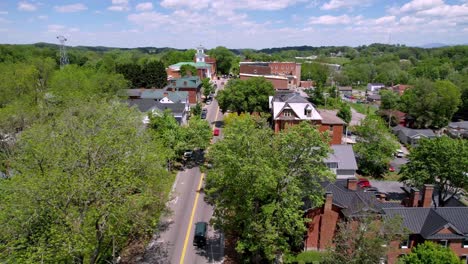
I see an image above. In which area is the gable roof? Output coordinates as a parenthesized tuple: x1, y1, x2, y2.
(325, 145, 358, 171)
(317, 109, 345, 125)
(168, 76, 202, 89)
(272, 91, 322, 121)
(394, 125, 436, 138)
(153, 101, 186, 116)
(127, 99, 157, 112)
(383, 207, 468, 239)
(140, 90, 188, 102)
(317, 180, 401, 217)
(448, 121, 468, 130)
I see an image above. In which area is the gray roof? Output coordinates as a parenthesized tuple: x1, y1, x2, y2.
(318, 109, 346, 125)
(126, 89, 142, 97)
(325, 145, 358, 171)
(317, 180, 400, 217)
(392, 125, 436, 138)
(153, 101, 186, 116)
(448, 121, 468, 130)
(367, 94, 381, 100)
(383, 207, 468, 239)
(272, 91, 310, 104)
(140, 90, 188, 102)
(127, 99, 157, 112)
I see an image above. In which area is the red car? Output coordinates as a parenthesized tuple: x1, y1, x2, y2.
(213, 128, 220, 136)
(389, 165, 395, 172)
(357, 178, 371, 189)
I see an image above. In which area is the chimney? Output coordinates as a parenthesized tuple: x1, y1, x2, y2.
(409, 187, 420, 207)
(347, 178, 357, 191)
(324, 192, 333, 211)
(163, 92, 168, 97)
(421, 184, 434, 208)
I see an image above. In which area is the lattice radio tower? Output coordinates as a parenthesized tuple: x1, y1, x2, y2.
(57, 35, 69, 68)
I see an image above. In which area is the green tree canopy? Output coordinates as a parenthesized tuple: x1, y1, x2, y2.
(337, 103, 352, 124)
(180, 64, 198, 77)
(208, 46, 235, 74)
(141, 60, 167, 88)
(301, 63, 329, 87)
(216, 77, 275, 114)
(400, 136, 468, 207)
(398, 241, 462, 264)
(353, 115, 400, 177)
(205, 115, 333, 262)
(400, 79, 461, 128)
(0, 100, 171, 263)
(116, 63, 143, 87)
(201, 77, 215, 98)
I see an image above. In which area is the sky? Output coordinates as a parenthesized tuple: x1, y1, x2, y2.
(0, 0, 467, 49)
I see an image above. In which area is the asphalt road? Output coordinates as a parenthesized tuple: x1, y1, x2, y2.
(139, 79, 226, 264)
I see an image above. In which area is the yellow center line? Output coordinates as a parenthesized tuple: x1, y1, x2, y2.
(179, 173, 205, 264)
(212, 105, 220, 131)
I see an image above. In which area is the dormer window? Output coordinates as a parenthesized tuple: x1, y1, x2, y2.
(304, 105, 312, 117)
(283, 110, 292, 117)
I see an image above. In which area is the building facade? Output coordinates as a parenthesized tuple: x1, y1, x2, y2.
(240, 61, 302, 88)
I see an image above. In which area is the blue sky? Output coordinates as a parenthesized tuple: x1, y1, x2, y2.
(0, 0, 467, 49)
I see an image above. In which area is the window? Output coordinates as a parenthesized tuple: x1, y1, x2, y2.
(329, 125, 334, 131)
(275, 66, 278, 69)
(463, 239, 468, 248)
(461, 255, 467, 264)
(305, 108, 312, 117)
(253, 69, 257, 74)
(438, 240, 448, 247)
(283, 110, 292, 117)
(400, 238, 410, 249)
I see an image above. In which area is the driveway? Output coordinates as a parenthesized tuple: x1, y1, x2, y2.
(350, 108, 366, 126)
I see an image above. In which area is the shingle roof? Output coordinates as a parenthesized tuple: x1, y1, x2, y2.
(325, 145, 358, 171)
(140, 90, 188, 102)
(153, 101, 186, 116)
(318, 110, 346, 125)
(383, 207, 468, 239)
(319, 180, 398, 217)
(449, 121, 468, 130)
(271, 92, 322, 121)
(168, 76, 202, 89)
(169, 62, 211, 70)
(127, 99, 157, 112)
(393, 125, 436, 138)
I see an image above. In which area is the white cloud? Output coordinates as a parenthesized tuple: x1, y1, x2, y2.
(309, 15, 356, 25)
(321, 0, 372, 10)
(18, 1, 37, 12)
(136, 2, 153, 11)
(399, 16, 425, 24)
(54, 3, 88, 13)
(161, 0, 305, 11)
(47, 24, 66, 33)
(128, 11, 171, 27)
(37, 15, 48, 20)
(416, 3, 468, 17)
(108, 0, 130, 11)
(400, 0, 443, 13)
(374, 16, 396, 25)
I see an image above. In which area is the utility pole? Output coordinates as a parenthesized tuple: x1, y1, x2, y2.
(57, 35, 69, 69)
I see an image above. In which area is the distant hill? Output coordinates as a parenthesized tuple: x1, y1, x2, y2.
(420, 43, 448, 48)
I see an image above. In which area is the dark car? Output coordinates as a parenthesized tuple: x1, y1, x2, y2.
(201, 108, 208, 119)
(193, 222, 208, 247)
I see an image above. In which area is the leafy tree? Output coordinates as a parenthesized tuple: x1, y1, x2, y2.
(206, 115, 333, 262)
(337, 103, 352, 124)
(353, 115, 399, 177)
(380, 89, 401, 127)
(181, 116, 212, 151)
(201, 77, 215, 98)
(323, 216, 406, 264)
(180, 64, 198, 77)
(160, 49, 196, 67)
(400, 79, 461, 128)
(0, 100, 171, 263)
(141, 60, 167, 88)
(307, 86, 326, 106)
(191, 102, 202, 116)
(149, 109, 185, 165)
(398, 241, 462, 264)
(400, 136, 468, 207)
(208, 46, 235, 74)
(216, 77, 274, 114)
(301, 63, 329, 87)
(116, 63, 143, 87)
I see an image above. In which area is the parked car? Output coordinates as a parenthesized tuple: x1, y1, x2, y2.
(213, 128, 220, 136)
(389, 165, 395, 172)
(364, 187, 379, 192)
(358, 178, 371, 189)
(183, 150, 193, 159)
(193, 222, 208, 247)
(395, 150, 405, 158)
(201, 108, 208, 119)
(206, 99, 212, 105)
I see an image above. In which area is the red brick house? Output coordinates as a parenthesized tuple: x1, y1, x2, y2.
(304, 181, 468, 263)
(165, 76, 202, 104)
(391, 84, 412, 96)
(269, 91, 345, 145)
(240, 61, 302, 87)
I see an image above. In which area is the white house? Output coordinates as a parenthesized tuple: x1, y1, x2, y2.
(367, 83, 385, 92)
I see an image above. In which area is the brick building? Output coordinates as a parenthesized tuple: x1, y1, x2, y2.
(240, 73, 289, 90)
(240, 61, 302, 88)
(166, 46, 216, 80)
(269, 91, 344, 145)
(304, 180, 468, 263)
(165, 76, 202, 104)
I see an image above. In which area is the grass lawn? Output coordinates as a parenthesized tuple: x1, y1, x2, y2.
(350, 103, 377, 115)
